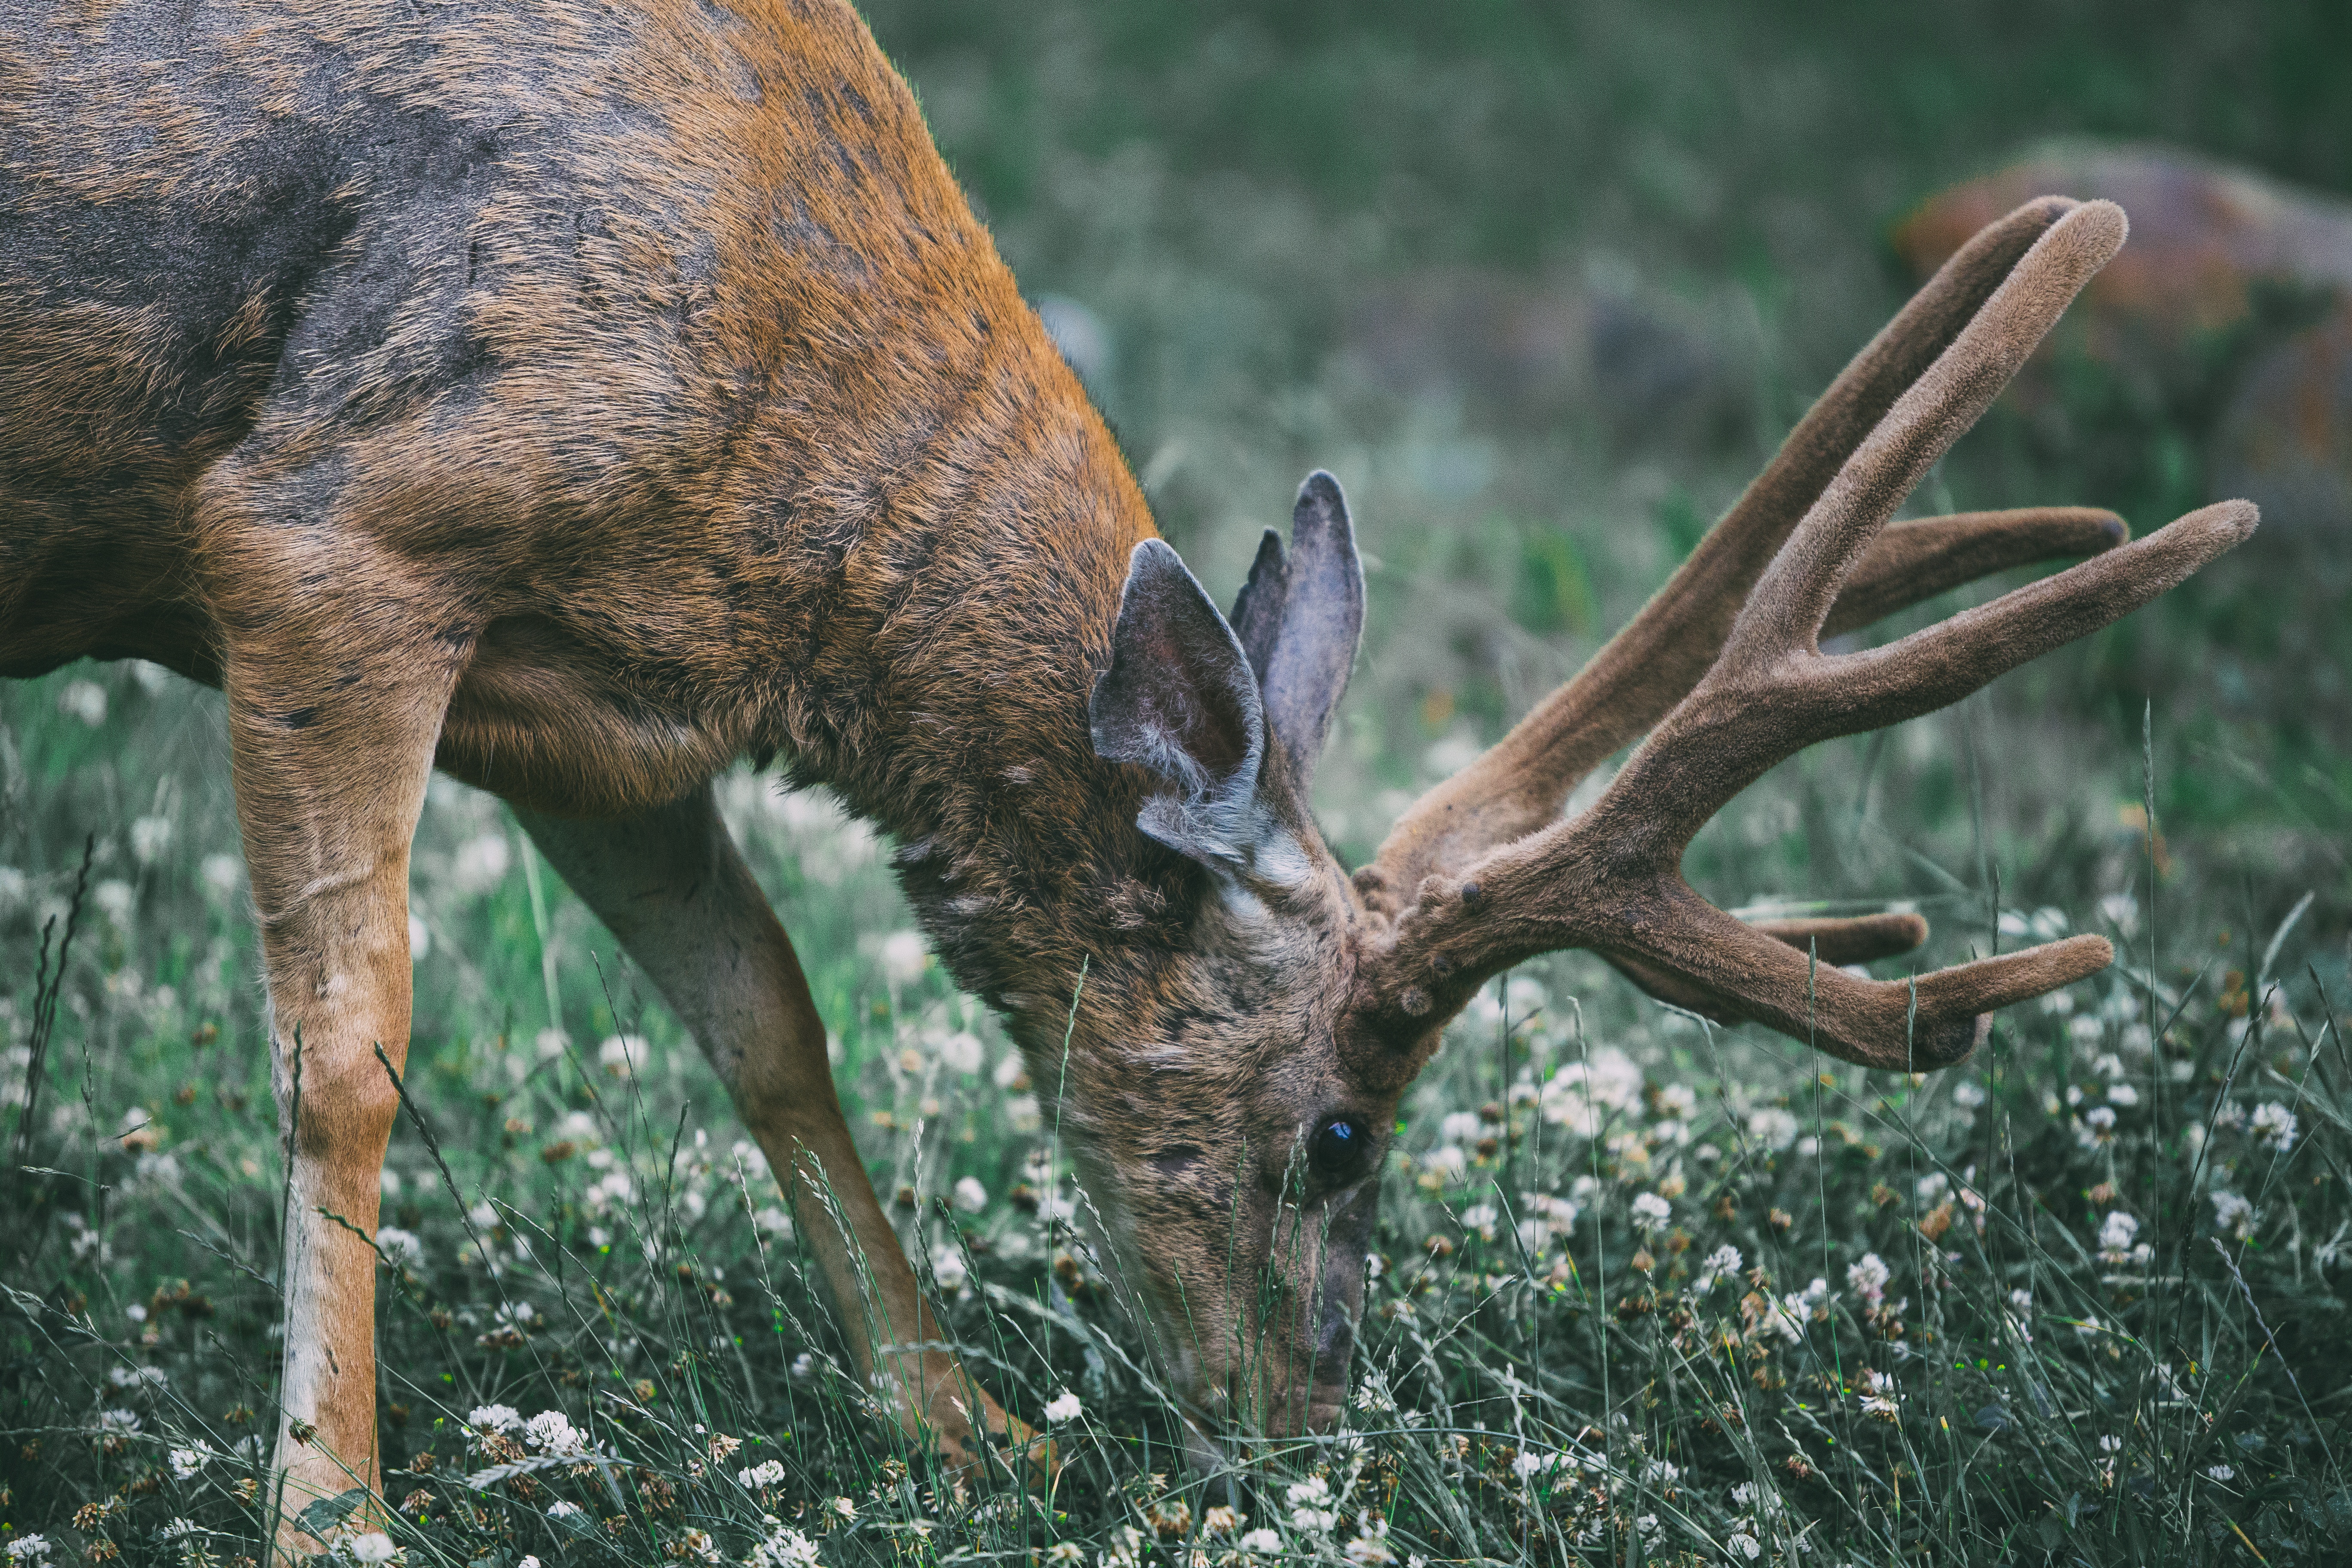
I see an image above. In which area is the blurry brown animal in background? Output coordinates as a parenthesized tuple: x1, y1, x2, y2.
(1, 0, 2253, 1551)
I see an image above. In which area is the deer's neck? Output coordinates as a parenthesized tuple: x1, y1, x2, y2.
(744, 352, 1177, 1040)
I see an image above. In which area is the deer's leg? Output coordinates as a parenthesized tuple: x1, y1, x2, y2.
(514, 784, 1036, 1477)
(216, 625, 459, 1551)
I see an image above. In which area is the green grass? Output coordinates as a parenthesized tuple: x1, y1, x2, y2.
(6, 2, 2352, 1564)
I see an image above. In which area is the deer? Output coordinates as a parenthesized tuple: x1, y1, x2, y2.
(1, 0, 2255, 1550)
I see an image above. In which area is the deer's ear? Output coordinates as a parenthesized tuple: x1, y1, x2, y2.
(1093, 539, 1287, 874)
(1227, 471, 1365, 798)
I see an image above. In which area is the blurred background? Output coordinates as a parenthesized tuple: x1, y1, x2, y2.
(851, 0, 2351, 923)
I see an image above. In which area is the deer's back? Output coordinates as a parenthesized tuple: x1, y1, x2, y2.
(2, 0, 1088, 742)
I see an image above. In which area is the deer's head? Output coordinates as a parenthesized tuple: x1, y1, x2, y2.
(1063, 196, 2254, 1448)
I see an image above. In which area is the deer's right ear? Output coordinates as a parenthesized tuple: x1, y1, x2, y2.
(1092, 539, 1290, 877)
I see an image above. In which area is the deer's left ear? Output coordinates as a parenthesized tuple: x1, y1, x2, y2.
(1228, 471, 1365, 798)
(1093, 539, 1295, 877)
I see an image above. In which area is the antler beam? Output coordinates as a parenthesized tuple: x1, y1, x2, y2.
(1355, 198, 2255, 1070)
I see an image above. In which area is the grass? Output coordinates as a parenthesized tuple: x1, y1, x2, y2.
(5, 2, 2352, 1564)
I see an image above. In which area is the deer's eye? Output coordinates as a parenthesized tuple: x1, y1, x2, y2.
(1309, 1116, 1373, 1184)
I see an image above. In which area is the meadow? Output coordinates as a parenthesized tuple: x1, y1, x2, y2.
(4, 2, 2350, 1564)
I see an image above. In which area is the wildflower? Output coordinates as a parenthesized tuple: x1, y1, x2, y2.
(518, 1560, 542, 1568)
(1043, 1548, 1084, 1567)
(754, 1206, 793, 1237)
(829, 1496, 857, 1521)
(1745, 1108, 1800, 1152)
(168, 1444, 212, 1479)
(1695, 1245, 1743, 1292)
(523, 1410, 585, 1456)
(2097, 1211, 2139, 1254)
(2098, 1435, 2122, 1454)
(1952, 1080, 1987, 1109)
(597, 1034, 647, 1078)
(739, 1460, 787, 1488)
(466, 1404, 522, 1436)
(346, 1534, 398, 1564)
(2107, 1083, 2139, 1107)
(938, 1030, 984, 1075)
(1354, 1373, 1395, 1414)
(1459, 1203, 1499, 1241)
(547, 1501, 584, 1521)
(931, 1243, 969, 1292)
(2205, 1464, 2235, 1482)
(1238, 1531, 1283, 1557)
(1344, 1518, 1395, 1565)
(1630, 1192, 1672, 1229)
(1422, 1145, 1467, 1182)
(952, 1176, 989, 1213)
(2009, 1288, 2033, 1312)
(1439, 1111, 1483, 1144)
(1846, 1252, 1890, 1308)
(1916, 1172, 1948, 1201)
(1858, 1368, 1900, 1421)
(1044, 1389, 1083, 1423)
(1727, 1533, 1762, 1562)
(1286, 1475, 1331, 1507)
(1655, 1083, 1697, 1118)
(2250, 1102, 2297, 1152)
(1203, 1506, 1242, 1536)
(879, 930, 927, 985)
(2210, 1191, 2255, 1239)
(98, 1408, 141, 1433)
(6, 1538, 52, 1565)
(375, 1227, 424, 1267)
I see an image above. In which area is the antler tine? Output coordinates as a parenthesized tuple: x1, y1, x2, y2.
(1355, 199, 2257, 1069)
(1363, 196, 2091, 914)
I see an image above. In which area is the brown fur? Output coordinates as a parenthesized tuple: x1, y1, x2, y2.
(1, 3, 2251, 1550)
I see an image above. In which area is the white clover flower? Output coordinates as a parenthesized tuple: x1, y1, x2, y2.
(168, 1444, 212, 1479)
(523, 1409, 585, 1456)
(1439, 1111, 1483, 1144)
(879, 930, 928, 986)
(547, 1501, 584, 1520)
(1458, 1204, 1499, 1240)
(2250, 1102, 2297, 1152)
(375, 1227, 424, 1268)
(467, 1403, 523, 1435)
(57, 679, 107, 726)
(1630, 1191, 1672, 1229)
(129, 815, 175, 865)
(2098, 1211, 2140, 1254)
(930, 1243, 968, 1293)
(2205, 1464, 2235, 1482)
(346, 1534, 398, 1564)
(597, 1034, 647, 1078)
(1292, 1507, 1339, 1534)
(1952, 1080, 1987, 1108)
(1847, 1252, 1890, 1308)
(1286, 1475, 1331, 1507)
(1727, 1532, 1762, 1561)
(1655, 1083, 1697, 1118)
(2210, 1191, 2256, 1239)
(1238, 1529, 1283, 1556)
(1745, 1108, 1800, 1152)
(2107, 1083, 2140, 1107)
(1695, 1245, 1743, 1292)
(748, 1517, 823, 1568)
(1044, 1389, 1083, 1423)
(1343, 1533, 1395, 1565)
(739, 1459, 787, 1488)
(518, 1559, 542, 1568)
(1858, 1368, 1901, 1420)
(1423, 1145, 1467, 1182)
(938, 1031, 984, 1075)
(6, 1536, 52, 1564)
(1916, 1172, 1949, 1201)
(2068, 1015, 2104, 1045)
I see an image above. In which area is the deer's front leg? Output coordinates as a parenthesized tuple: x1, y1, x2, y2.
(220, 636, 458, 1552)
(515, 785, 1038, 1480)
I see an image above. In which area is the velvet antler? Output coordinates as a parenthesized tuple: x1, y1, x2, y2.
(1353, 197, 2255, 1070)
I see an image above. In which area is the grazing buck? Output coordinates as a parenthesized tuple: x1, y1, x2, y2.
(2, 0, 2253, 1548)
